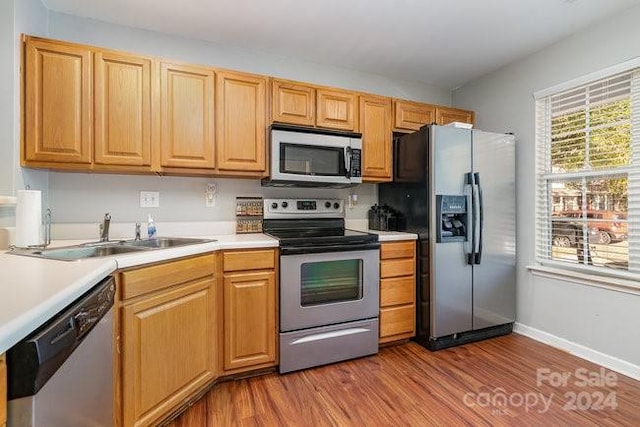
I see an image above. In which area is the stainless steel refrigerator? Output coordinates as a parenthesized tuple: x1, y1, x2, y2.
(378, 124, 515, 350)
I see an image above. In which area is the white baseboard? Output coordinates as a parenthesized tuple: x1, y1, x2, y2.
(513, 322, 640, 381)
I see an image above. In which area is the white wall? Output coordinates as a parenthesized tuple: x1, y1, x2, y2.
(0, 0, 49, 227)
(453, 5, 640, 367)
(38, 11, 449, 227)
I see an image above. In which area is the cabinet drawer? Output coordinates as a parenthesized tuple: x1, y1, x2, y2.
(380, 304, 415, 338)
(223, 249, 276, 272)
(120, 253, 215, 300)
(380, 241, 415, 260)
(380, 276, 415, 307)
(1, 353, 5, 426)
(381, 258, 414, 278)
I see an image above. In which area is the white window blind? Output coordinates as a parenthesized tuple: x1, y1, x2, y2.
(535, 68, 640, 281)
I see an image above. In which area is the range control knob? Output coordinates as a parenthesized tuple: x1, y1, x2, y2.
(282, 201, 289, 208)
(325, 201, 331, 208)
(271, 202, 278, 209)
(333, 202, 340, 209)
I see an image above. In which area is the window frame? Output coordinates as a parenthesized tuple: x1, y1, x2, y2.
(534, 59, 640, 287)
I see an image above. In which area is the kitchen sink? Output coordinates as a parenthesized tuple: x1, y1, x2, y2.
(27, 245, 146, 261)
(118, 237, 215, 248)
(10, 237, 216, 261)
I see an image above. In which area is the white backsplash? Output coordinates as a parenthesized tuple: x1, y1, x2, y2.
(47, 172, 377, 239)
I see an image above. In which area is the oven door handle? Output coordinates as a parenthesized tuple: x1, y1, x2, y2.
(280, 242, 380, 255)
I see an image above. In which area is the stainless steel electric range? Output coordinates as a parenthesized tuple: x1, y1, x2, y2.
(263, 198, 380, 373)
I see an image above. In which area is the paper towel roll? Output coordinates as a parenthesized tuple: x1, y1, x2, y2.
(15, 190, 42, 247)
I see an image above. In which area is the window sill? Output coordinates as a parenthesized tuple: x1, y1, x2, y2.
(527, 264, 640, 296)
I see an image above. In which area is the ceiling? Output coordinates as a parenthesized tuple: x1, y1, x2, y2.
(42, 0, 639, 89)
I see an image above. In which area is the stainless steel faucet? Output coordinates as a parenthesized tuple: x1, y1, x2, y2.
(99, 213, 111, 242)
(135, 222, 141, 240)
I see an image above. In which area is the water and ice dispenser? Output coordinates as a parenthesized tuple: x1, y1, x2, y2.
(435, 195, 468, 243)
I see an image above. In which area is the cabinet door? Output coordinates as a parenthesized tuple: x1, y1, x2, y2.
(95, 52, 152, 166)
(121, 279, 215, 427)
(394, 100, 435, 132)
(271, 79, 315, 126)
(317, 88, 357, 131)
(359, 95, 392, 182)
(1, 353, 5, 427)
(24, 39, 92, 164)
(160, 62, 215, 169)
(435, 106, 475, 125)
(223, 271, 276, 372)
(216, 71, 267, 173)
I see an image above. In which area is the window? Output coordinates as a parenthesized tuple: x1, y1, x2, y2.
(535, 67, 640, 279)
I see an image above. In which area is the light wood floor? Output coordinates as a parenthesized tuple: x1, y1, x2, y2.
(166, 334, 640, 426)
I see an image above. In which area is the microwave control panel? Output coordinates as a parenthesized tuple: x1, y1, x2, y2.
(350, 148, 362, 177)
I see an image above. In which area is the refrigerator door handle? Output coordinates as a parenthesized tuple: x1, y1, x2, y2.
(464, 173, 475, 264)
(474, 172, 484, 264)
(471, 178, 481, 263)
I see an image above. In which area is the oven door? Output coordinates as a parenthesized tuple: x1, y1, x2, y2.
(280, 246, 380, 332)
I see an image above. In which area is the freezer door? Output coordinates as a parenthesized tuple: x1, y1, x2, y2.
(430, 125, 473, 338)
(471, 130, 516, 329)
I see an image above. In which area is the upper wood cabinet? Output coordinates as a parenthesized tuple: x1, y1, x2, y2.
(94, 52, 152, 166)
(435, 106, 475, 125)
(394, 99, 435, 132)
(316, 88, 357, 131)
(271, 79, 357, 131)
(22, 36, 476, 178)
(271, 80, 315, 126)
(216, 71, 267, 175)
(359, 95, 392, 182)
(160, 62, 215, 169)
(24, 38, 92, 164)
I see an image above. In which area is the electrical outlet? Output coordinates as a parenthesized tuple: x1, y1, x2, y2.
(205, 183, 217, 208)
(140, 191, 160, 208)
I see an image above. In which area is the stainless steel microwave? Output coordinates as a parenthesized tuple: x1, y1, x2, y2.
(262, 125, 362, 188)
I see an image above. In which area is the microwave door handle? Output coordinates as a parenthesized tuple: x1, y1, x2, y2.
(345, 146, 352, 178)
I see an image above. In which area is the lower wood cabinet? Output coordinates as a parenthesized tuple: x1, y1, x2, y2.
(379, 241, 416, 344)
(221, 249, 277, 374)
(118, 254, 216, 427)
(1, 353, 6, 427)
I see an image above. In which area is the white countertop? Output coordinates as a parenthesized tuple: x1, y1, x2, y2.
(365, 230, 418, 242)
(0, 254, 116, 353)
(0, 233, 278, 354)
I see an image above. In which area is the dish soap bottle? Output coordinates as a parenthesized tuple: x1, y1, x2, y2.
(147, 214, 157, 239)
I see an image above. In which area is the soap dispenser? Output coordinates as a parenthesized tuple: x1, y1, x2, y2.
(147, 214, 157, 239)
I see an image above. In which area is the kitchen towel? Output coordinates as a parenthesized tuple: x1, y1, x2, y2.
(15, 190, 42, 247)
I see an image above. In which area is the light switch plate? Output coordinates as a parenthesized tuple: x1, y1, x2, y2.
(140, 191, 160, 208)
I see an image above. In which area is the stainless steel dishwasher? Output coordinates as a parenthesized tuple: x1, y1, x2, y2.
(6, 276, 115, 427)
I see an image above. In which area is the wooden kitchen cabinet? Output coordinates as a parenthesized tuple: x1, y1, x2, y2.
(23, 38, 92, 166)
(393, 99, 435, 132)
(359, 94, 393, 182)
(271, 79, 315, 126)
(94, 51, 152, 167)
(435, 106, 475, 125)
(160, 62, 215, 170)
(216, 70, 267, 175)
(316, 88, 357, 131)
(271, 79, 357, 131)
(1, 353, 5, 427)
(379, 240, 416, 344)
(221, 249, 277, 374)
(118, 254, 216, 427)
